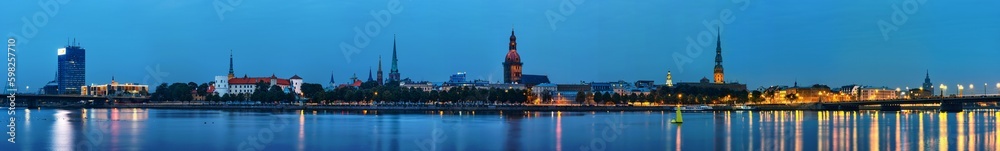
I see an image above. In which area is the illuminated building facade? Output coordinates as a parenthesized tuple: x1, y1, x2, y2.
(665, 71, 673, 87)
(81, 77, 149, 97)
(226, 74, 303, 95)
(503, 28, 523, 84)
(57, 41, 86, 95)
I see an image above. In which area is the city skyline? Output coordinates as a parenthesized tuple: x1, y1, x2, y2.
(5, 0, 1000, 92)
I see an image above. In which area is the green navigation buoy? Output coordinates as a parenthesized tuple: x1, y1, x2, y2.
(671, 105, 683, 124)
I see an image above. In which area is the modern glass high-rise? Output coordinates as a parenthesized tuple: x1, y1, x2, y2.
(57, 44, 86, 95)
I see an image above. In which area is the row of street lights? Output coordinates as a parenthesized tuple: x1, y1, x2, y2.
(934, 82, 1000, 97)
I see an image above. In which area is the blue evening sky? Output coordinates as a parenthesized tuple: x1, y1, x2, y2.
(3, 0, 1000, 92)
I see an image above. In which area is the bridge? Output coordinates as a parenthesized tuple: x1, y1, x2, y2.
(1, 94, 149, 108)
(814, 95, 1000, 112)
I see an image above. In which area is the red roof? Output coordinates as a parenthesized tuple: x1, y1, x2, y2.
(229, 77, 291, 85)
(505, 50, 520, 62)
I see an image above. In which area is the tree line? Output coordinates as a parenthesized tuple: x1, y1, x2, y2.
(151, 80, 758, 104)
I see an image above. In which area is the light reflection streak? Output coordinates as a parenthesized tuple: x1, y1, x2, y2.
(959, 112, 966, 151)
(919, 113, 924, 151)
(555, 111, 562, 151)
(52, 110, 72, 151)
(896, 112, 903, 150)
(726, 111, 731, 151)
(940, 112, 948, 151)
(748, 111, 753, 151)
(111, 108, 120, 149)
(675, 124, 682, 151)
(779, 112, 785, 151)
(24, 109, 30, 125)
(871, 112, 880, 151)
(833, 111, 840, 151)
(299, 110, 306, 151)
(853, 112, 858, 151)
(818, 112, 824, 151)
(793, 111, 801, 151)
(970, 112, 976, 151)
(993, 112, 1000, 150)
(846, 111, 852, 150)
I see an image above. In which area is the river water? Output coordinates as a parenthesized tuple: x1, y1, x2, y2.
(0, 108, 998, 151)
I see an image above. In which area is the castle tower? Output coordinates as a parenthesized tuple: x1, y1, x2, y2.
(228, 49, 235, 79)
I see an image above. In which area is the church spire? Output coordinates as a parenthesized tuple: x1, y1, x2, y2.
(712, 28, 725, 84)
(923, 70, 934, 91)
(509, 27, 517, 50)
(715, 27, 722, 65)
(925, 70, 930, 79)
(228, 49, 235, 79)
(377, 55, 384, 85)
(389, 34, 402, 82)
(367, 67, 374, 82)
(666, 71, 673, 87)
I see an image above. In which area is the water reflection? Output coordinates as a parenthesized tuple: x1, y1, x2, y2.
(11, 109, 1000, 150)
(51, 110, 72, 151)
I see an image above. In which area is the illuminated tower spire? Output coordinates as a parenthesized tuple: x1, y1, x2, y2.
(666, 71, 673, 87)
(228, 49, 235, 79)
(503, 27, 523, 84)
(389, 34, 400, 82)
(713, 28, 725, 84)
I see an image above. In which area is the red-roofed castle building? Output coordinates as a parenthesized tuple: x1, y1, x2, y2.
(213, 50, 304, 96)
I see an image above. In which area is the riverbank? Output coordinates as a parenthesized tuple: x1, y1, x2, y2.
(103, 104, 692, 112)
(30, 103, 998, 111)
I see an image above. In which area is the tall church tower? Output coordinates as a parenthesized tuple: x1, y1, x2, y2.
(389, 35, 401, 82)
(228, 49, 235, 79)
(377, 56, 384, 85)
(666, 71, 673, 87)
(503, 27, 523, 84)
(367, 67, 374, 82)
(922, 70, 934, 94)
(713, 30, 725, 84)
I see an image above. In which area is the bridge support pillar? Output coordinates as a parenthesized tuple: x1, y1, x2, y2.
(879, 104, 901, 111)
(940, 101, 963, 112)
(27, 99, 38, 108)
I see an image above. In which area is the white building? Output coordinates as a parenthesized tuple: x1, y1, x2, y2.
(214, 76, 230, 96)
(859, 87, 899, 100)
(213, 74, 303, 96)
(401, 82, 435, 92)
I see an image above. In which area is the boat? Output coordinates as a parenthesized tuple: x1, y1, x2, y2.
(677, 105, 713, 111)
(734, 105, 754, 110)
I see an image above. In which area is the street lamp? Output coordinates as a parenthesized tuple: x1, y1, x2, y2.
(969, 84, 974, 95)
(996, 82, 1000, 95)
(940, 84, 947, 97)
(958, 84, 964, 97)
